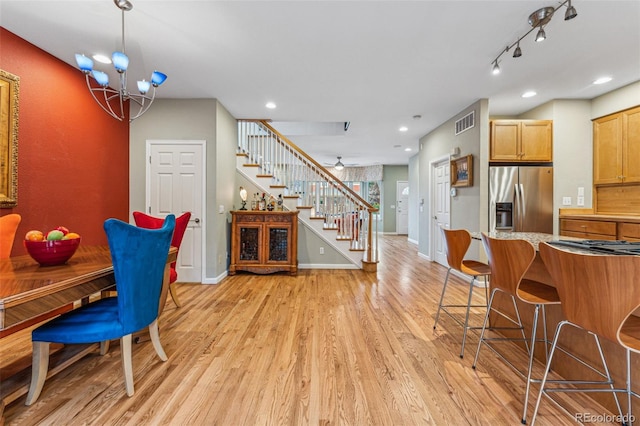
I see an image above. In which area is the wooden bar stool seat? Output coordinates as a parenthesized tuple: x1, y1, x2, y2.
(472, 234, 560, 424)
(433, 228, 490, 358)
(531, 243, 633, 425)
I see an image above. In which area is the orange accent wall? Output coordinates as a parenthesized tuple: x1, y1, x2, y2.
(0, 28, 129, 256)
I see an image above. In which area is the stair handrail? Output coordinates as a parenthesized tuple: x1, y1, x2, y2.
(237, 119, 379, 266)
(257, 120, 377, 213)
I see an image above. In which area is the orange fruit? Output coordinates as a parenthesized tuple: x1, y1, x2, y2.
(25, 230, 45, 241)
(63, 232, 81, 240)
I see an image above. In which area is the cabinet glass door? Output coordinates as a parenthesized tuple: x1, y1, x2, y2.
(239, 227, 260, 261)
(268, 227, 289, 261)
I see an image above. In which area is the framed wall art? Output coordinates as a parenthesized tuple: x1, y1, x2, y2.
(0, 69, 19, 208)
(451, 154, 473, 188)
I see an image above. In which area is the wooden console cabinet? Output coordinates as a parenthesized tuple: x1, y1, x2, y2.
(229, 211, 298, 275)
(490, 120, 553, 162)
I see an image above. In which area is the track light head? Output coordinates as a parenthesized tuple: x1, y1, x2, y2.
(513, 43, 522, 58)
(491, 61, 500, 75)
(535, 26, 546, 42)
(565, 1, 578, 20)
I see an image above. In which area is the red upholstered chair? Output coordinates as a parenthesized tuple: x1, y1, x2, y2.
(133, 211, 191, 308)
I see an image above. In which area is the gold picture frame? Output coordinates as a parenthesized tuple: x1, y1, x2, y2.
(451, 154, 473, 188)
(0, 69, 19, 208)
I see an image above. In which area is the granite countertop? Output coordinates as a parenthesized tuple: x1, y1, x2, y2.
(470, 231, 580, 251)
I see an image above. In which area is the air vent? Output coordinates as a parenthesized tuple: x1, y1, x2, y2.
(455, 111, 475, 135)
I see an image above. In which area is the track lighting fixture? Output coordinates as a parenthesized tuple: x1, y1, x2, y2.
(491, 0, 578, 75)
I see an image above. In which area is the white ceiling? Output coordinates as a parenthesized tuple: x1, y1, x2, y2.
(2, 1, 639, 167)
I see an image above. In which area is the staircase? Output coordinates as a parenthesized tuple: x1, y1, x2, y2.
(237, 120, 379, 271)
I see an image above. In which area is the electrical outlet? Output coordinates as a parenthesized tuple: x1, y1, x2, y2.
(562, 197, 572, 206)
(319, 247, 324, 255)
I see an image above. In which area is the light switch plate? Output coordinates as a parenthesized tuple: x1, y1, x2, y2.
(562, 196, 572, 206)
(577, 196, 585, 206)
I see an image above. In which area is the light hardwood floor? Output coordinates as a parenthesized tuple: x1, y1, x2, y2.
(2, 235, 622, 425)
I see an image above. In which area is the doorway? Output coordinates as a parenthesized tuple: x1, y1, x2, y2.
(396, 181, 409, 235)
(147, 140, 205, 283)
(431, 156, 451, 267)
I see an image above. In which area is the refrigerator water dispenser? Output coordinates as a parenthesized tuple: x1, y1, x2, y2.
(495, 202, 513, 230)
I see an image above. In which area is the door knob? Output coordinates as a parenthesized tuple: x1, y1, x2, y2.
(194, 218, 200, 224)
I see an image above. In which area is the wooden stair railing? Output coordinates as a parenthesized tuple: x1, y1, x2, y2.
(237, 119, 379, 268)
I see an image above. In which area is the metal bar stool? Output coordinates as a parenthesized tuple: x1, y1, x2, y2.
(433, 228, 490, 358)
(472, 233, 561, 424)
(531, 243, 631, 425)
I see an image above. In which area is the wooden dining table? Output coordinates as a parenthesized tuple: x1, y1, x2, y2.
(0, 245, 177, 421)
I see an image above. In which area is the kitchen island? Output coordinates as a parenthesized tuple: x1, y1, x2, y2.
(472, 231, 638, 416)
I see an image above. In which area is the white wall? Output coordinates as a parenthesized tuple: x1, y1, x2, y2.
(591, 81, 640, 119)
(129, 98, 236, 282)
(417, 99, 489, 260)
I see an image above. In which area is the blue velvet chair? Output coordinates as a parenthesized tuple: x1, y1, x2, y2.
(25, 215, 175, 405)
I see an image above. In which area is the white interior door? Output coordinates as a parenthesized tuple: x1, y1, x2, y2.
(432, 158, 450, 267)
(148, 140, 204, 283)
(396, 181, 409, 235)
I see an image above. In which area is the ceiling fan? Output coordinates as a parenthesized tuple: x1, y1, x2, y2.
(323, 156, 359, 170)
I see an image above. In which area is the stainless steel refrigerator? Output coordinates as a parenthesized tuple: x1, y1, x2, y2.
(489, 166, 553, 233)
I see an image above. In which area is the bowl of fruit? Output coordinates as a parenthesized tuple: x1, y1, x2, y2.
(24, 226, 81, 266)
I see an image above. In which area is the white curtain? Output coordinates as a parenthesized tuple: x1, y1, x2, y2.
(330, 165, 383, 182)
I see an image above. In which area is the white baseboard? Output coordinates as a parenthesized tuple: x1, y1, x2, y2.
(407, 238, 418, 245)
(298, 263, 359, 270)
(201, 270, 227, 284)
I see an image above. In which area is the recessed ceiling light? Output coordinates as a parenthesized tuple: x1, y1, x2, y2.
(92, 54, 111, 64)
(404, 147, 412, 152)
(265, 102, 276, 109)
(593, 76, 612, 85)
(399, 126, 408, 132)
(522, 91, 537, 98)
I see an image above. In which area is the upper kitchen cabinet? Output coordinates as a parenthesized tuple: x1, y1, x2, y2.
(593, 106, 640, 185)
(490, 120, 553, 162)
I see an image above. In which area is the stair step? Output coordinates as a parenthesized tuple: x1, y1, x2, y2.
(243, 164, 260, 168)
(270, 185, 286, 189)
(297, 206, 312, 210)
(310, 216, 324, 220)
(256, 174, 273, 178)
(349, 248, 366, 252)
(236, 152, 249, 157)
(284, 195, 299, 199)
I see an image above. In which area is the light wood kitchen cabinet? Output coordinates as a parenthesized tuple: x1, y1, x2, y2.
(559, 218, 617, 240)
(593, 105, 640, 185)
(618, 222, 640, 241)
(229, 210, 298, 275)
(490, 120, 553, 162)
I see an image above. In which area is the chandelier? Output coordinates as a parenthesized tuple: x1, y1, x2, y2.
(74, 0, 167, 122)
